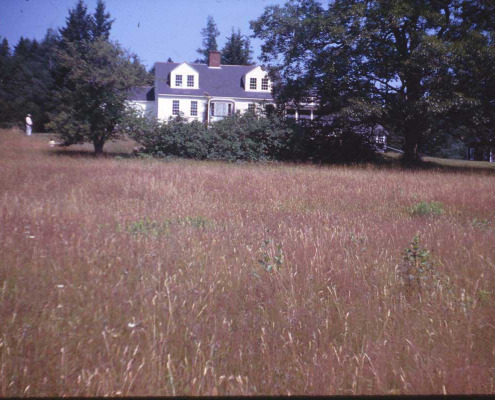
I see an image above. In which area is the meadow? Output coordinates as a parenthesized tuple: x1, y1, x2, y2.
(0, 128, 494, 396)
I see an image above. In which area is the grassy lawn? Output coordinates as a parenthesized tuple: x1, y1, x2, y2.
(1, 128, 494, 396)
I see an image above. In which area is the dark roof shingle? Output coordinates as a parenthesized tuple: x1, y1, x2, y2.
(128, 86, 155, 101)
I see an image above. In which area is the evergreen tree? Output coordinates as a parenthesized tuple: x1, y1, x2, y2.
(196, 16, 220, 63)
(0, 37, 14, 126)
(0, 38, 10, 58)
(221, 28, 253, 65)
(91, 0, 114, 40)
(59, 0, 92, 44)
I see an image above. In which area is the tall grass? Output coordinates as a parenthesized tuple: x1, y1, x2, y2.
(1, 129, 494, 395)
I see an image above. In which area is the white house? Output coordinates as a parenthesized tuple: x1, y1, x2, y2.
(127, 51, 274, 124)
(127, 50, 387, 151)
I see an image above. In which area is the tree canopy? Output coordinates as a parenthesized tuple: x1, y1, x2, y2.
(48, 1, 148, 154)
(251, 0, 495, 163)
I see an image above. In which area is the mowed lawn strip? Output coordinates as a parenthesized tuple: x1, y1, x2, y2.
(1, 129, 494, 396)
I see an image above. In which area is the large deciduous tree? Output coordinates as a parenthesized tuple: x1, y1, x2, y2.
(446, 1, 495, 157)
(251, 0, 492, 164)
(49, 1, 146, 154)
(196, 16, 220, 63)
(48, 39, 145, 154)
(221, 28, 253, 65)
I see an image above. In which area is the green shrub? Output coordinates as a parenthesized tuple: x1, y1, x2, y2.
(121, 107, 382, 163)
(410, 201, 444, 216)
(400, 234, 437, 294)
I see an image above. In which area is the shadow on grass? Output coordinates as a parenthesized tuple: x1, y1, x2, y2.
(374, 152, 495, 175)
(44, 143, 495, 174)
(44, 147, 136, 159)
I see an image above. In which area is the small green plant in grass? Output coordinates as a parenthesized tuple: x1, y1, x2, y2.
(410, 201, 444, 216)
(258, 239, 284, 272)
(477, 289, 491, 306)
(125, 216, 212, 236)
(472, 218, 490, 230)
(176, 216, 212, 228)
(126, 218, 170, 236)
(401, 234, 437, 294)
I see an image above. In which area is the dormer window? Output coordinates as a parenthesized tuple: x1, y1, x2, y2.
(175, 75, 183, 87)
(250, 78, 257, 90)
(187, 75, 194, 87)
(261, 78, 269, 91)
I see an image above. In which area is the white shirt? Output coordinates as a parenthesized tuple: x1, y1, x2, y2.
(26, 116, 32, 126)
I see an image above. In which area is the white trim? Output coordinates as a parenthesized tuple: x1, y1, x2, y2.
(157, 93, 273, 101)
(170, 62, 199, 74)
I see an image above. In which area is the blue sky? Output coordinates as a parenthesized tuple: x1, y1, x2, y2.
(0, 0, 288, 68)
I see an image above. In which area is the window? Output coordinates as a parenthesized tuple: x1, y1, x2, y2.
(175, 75, 182, 87)
(191, 101, 198, 116)
(261, 78, 269, 90)
(250, 78, 257, 90)
(172, 100, 180, 115)
(187, 75, 194, 87)
(248, 103, 256, 113)
(211, 102, 233, 117)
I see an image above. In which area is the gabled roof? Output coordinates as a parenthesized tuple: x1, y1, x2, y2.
(128, 86, 155, 101)
(154, 62, 273, 100)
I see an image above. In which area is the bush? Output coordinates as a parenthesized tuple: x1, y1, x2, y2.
(123, 111, 291, 162)
(208, 112, 289, 161)
(122, 108, 382, 163)
(410, 201, 445, 216)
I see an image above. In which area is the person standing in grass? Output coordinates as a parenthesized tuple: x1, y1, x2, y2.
(25, 114, 33, 136)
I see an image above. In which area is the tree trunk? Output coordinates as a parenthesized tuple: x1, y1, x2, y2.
(402, 125, 422, 165)
(94, 139, 105, 156)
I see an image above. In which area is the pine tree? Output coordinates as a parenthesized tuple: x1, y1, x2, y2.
(59, 0, 92, 44)
(91, 0, 114, 40)
(0, 37, 14, 126)
(196, 16, 220, 63)
(221, 28, 253, 65)
(0, 38, 10, 58)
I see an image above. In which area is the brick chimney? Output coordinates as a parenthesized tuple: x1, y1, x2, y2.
(208, 51, 221, 68)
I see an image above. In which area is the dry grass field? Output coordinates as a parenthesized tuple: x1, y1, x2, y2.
(1, 128, 494, 396)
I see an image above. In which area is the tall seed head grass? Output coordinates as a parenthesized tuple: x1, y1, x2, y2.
(0, 129, 494, 395)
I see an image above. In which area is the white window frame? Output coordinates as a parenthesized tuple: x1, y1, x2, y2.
(172, 100, 180, 115)
(210, 101, 234, 117)
(261, 78, 269, 91)
(191, 100, 198, 116)
(187, 75, 194, 87)
(248, 103, 256, 113)
(175, 75, 183, 87)
(250, 78, 257, 90)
